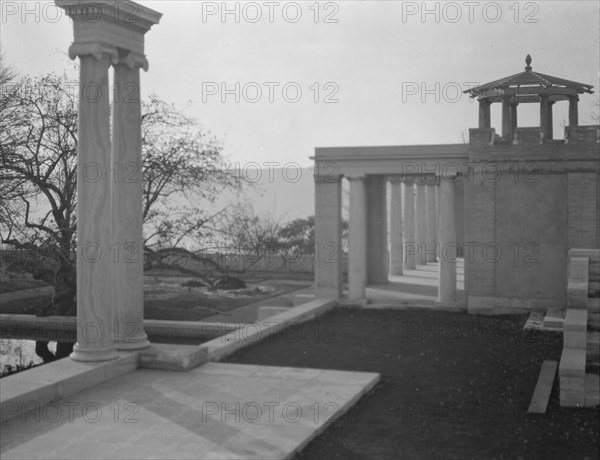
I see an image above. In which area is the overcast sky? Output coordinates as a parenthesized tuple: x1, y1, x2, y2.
(2, 1, 599, 169)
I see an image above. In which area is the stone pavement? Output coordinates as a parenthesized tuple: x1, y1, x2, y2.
(0, 363, 379, 460)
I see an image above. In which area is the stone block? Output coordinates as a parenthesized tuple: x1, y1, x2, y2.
(559, 347, 586, 378)
(543, 308, 565, 329)
(560, 374, 585, 408)
(570, 257, 590, 281)
(563, 329, 587, 350)
(138, 344, 207, 372)
(563, 309, 588, 332)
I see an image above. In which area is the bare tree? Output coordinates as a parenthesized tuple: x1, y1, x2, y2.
(0, 71, 246, 360)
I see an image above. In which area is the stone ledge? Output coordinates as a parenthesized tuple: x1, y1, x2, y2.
(0, 352, 137, 423)
(0, 314, 237, 342)
(201, 299, 337, 362)
(256, 306, 293, 322)
(138, 343, 207, 371)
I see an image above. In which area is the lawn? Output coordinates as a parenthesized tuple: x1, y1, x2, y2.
(223, 308, 600, 460)
(0, 269, 307, 320)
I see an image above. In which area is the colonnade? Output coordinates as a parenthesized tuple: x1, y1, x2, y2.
(347, 175, 457, 303)
(314, 171, 458, 303)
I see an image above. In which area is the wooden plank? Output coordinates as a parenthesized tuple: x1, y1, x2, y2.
(528, 360, 558, 414)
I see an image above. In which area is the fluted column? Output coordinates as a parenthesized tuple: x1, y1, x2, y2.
(402, 180, 416, 270)
(425, 181, 437, 263)
(389, 178, 403, 275)
(438, 178, 457, 302)
(415, 181, 427, 265)
(112, 53, 150, 350)
(348, 176, 367, 299)
(70, 44, 119, 362)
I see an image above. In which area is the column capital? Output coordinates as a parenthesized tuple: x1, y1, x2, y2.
(115, 51, 149, 71)
(68, 42, 118, 63)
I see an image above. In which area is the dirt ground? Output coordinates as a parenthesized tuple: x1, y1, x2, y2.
(223, 308, 600, 460)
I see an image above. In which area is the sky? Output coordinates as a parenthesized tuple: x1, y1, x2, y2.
(2, 0, 599, 172)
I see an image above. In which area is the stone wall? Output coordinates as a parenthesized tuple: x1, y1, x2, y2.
(466, 125, 600, 313)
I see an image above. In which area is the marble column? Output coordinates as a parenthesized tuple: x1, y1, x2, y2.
(112, 53, 150, 350)
(70, 45, 119, 362)
(415, 181, 427, 265)
(314, 168, 343, 299)
(437, 178, 457, 302)
(388, 178, 403, 276)
(402, 180, 416, 270)
(348, 176, 367, 299)
(425, 182, 437, 263)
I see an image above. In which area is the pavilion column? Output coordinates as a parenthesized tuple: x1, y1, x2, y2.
(540, 95, 554, 141)
(437, 178, 457, 302)
(112, 54, 150, 350)
(502, 95, 512, 141)
(402, 180, 416, 270)
(478, 99, 491, 129)
(70, 45, 119, 362)
(314, 168, 343, 299)
(415, 180, 427, 264)
(510, 102, 518, 133)
(388, 178, 403, 276)
(568, 96, 579, 127)
(348, 175, 367, 299)
(425, 181, 437, 263)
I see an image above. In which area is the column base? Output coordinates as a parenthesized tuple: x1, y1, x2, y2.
(70, 343, 119, 362)
(114, 333, 151, 351)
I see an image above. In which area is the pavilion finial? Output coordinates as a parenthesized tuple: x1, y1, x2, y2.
(525, 54, 532, 72)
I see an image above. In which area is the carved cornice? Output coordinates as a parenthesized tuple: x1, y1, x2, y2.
(68, 42, 118, 63)
(56, 0, 162, 33)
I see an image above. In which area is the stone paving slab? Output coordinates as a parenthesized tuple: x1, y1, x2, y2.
(0, 363, 380, 460)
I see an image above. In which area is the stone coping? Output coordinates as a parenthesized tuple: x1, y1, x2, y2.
(1, 352, 138, 423)
(0, 314, 238, 342)
(200, 298, 337, 362)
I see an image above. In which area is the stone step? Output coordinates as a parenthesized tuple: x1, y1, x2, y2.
(138, 344, 207, 372)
